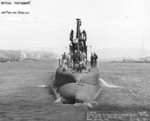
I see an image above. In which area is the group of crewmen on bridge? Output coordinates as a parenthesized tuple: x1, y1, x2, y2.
(62, 51, 98, 71)
(61, 28, 98, 72)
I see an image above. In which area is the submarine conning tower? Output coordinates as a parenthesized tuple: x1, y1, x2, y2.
(69, 19, 87, 68)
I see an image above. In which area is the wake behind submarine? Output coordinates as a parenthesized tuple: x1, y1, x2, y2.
(52, 19, 101, 104)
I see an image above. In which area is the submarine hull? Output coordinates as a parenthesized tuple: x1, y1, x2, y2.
(54, 66, 100, 103)
(53, 19, 100, 103)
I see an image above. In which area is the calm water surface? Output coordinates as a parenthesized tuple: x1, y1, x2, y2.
(1, 61, 150, 121)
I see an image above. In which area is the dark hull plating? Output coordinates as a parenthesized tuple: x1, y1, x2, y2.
(54, 66, 100, 103)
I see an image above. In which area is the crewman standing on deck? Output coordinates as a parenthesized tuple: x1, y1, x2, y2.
(90, 53, 94, 68)
(73, 50, 79, 64)
(79, 51, 86, 68)
(94, 52, 98, 67)
(62, 52, 67, 68)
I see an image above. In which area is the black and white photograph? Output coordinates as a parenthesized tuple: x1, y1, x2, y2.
(0, 0, 150, 120)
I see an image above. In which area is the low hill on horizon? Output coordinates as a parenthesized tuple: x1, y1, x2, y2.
(1, 48, 150, 62)
(0, 50, 20, 60)
(93, 48, 150, 61)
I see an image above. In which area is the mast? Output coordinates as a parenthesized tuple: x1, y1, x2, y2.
(76, 18, 81, 39)
(75, 19, 81, 55)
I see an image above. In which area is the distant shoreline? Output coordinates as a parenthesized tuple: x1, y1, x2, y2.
(110, 61, 150, 63)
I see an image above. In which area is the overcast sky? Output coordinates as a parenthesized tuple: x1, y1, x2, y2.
(0, 0, 150, 51)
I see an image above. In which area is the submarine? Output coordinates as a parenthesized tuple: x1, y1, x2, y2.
(52, 19, 101, 104)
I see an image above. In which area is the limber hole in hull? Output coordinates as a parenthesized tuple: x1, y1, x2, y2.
(62, 98, 76, 104)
